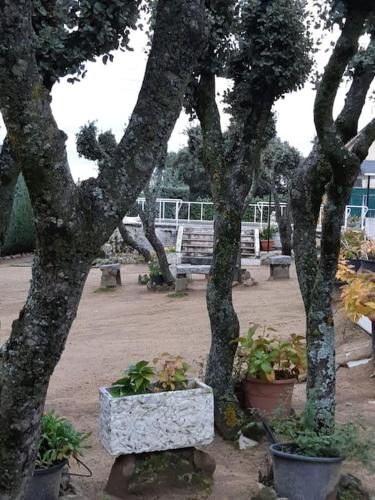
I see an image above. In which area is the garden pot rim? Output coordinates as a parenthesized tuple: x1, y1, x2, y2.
(245, 376, 296, 385)
(270, 443, 343, 464)
(33, 459, 67, 476)
(101, 378, 211, 400)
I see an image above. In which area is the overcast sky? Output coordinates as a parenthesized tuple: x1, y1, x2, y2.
(2, 18, 375, 181)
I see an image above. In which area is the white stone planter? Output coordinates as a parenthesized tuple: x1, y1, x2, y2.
(99, 379, 214, 456)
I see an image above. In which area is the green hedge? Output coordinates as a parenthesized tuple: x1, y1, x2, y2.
(2, 175, 35, 255)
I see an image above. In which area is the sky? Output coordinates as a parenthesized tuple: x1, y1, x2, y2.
(2, 15, 375, 182)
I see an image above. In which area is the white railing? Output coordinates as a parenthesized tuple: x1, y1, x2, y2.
(133, 198, 287, 226)
(132, 198, 373, 230)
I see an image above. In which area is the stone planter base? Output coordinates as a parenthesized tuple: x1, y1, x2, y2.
(105, 447, 216, 499)
(99, 379, 214, 456)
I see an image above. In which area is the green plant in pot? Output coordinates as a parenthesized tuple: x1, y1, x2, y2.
(109, 360, 156, 397)
(28, 412, 90, 500)
(259, 225, 278, 251)
(100, 356, 214, 456)
(360, 238, 375, 272)
(340, 229, 365, 272)
(237, 325, 306, 416)
(269, 399, 374, 500)
(148, 258, 164, 285)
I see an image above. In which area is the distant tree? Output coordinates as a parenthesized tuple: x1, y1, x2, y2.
(261, 138, 302, 255)
(76, 122, 152, 262)
(2, 174, 35, 256)
(77, 123, 174, 283)
(162, 127, 211, 200)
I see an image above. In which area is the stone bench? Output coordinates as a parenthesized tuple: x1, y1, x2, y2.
(174, 264, 211, 292)
(100, 263, 122, 288)
(269, 255, 291, 280)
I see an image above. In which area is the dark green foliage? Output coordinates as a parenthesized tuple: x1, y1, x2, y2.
(261, 138, 302, 194)
(161, 127, 211, 201)
(32, 0, 142, 88)
(76, 121, 117, 172)
(2, 175, 35, 255)
(36, 412, 90, 469)
(226, 0, 313, 116)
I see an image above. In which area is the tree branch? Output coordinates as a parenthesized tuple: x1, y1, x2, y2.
(314, 2, 372, 172)
(336, 34, 375, 140)
(81, 0, 205, 242)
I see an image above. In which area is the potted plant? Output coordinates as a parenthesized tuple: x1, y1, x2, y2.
(359, 238, 375, 272)
(27, 412, 89, 500)
(237, 325, 306, 416)
(340, 229, 365, 271)
(259, 225, 278, 251)
(148, 258, 164, 285)
(99, 355, 214, 456)
(339, 268, 375, 356)
(270, 401, 374, 500)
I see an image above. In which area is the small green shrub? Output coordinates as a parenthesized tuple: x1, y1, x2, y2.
(110, 361, 155, 397)
(272, 400, 374, 465)
(36, 412, 90, 469)
(2, 174, 35, 255)
(148, 258, 162, 278)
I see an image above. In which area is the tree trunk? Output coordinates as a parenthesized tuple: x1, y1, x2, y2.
(0, 0, 205, 495)
(118, 221, 152, 262)
(139, 161, 175, 284)
(272, 187, 292, 256)
(0, 250, 92, 497)
(305, 188, 347, 431)
(0, 138, 19, 252)
(142, 218, 174, 284)
(205, 205, 248, 438)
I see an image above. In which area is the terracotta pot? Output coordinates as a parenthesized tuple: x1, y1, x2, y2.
(243, 377, 295, 417)
(260, 239, 275, 251)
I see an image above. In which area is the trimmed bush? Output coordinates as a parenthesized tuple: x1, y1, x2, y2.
(2, 174, 35, 255)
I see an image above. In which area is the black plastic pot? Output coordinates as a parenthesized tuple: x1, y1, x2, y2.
(359, 259, 375, 273)
(346, 258, 361, 272)
(27, 460, 66, 500)
(270, 443, 342, 500)
(151, 274, 164, 285)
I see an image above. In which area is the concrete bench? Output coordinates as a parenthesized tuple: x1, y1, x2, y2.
(269, 256, 291, 280)
(100, 263, 122, 288)
(174, 264, 210, 291)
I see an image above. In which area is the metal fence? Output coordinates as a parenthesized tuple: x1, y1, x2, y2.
(131, 198, 373, 230)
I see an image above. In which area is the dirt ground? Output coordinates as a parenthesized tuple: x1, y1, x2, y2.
(0, 258, 374, 499)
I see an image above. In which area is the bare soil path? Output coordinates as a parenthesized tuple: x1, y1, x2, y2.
(0, 258, 374, 498)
